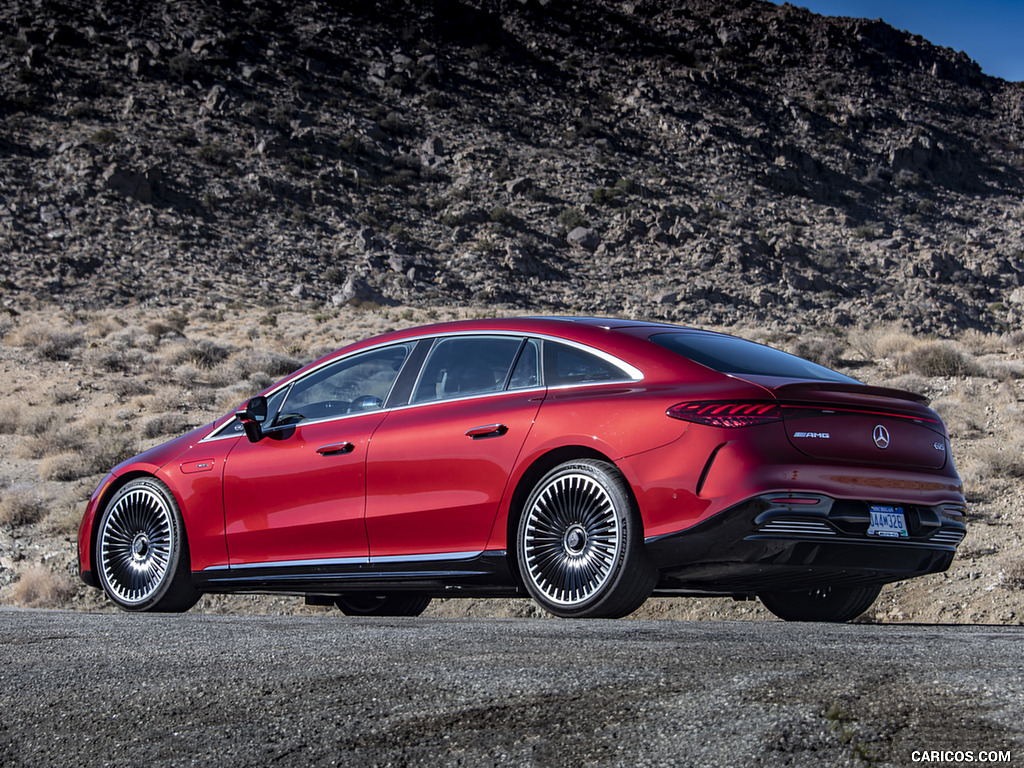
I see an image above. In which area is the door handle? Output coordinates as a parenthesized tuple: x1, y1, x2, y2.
(316, 442, 354, 456)
(465, 424, 509, 439)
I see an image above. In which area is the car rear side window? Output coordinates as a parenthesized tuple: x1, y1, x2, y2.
(543, 341, 632, 386)
(649, 332, 859, 383)
(411, 336, 524, 403)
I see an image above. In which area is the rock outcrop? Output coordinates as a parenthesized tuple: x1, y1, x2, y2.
(2, 0, 1023, 333)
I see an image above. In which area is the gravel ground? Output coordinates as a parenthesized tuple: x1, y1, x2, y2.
(1, 609, 1020, 767)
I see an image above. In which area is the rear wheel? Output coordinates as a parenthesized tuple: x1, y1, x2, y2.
(96, 477, 202, 612)
(516, 459, 656, 618)
(759, 584, 881, 622)
(335, 593, 432, 616)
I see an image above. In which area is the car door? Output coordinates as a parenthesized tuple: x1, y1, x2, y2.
(222, 342, 414, 567)
(364, 336, 543, 559)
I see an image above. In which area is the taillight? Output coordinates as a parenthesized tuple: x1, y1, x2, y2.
(667, 401, 782, 428)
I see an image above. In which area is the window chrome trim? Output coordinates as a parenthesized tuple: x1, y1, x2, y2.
(199, 330, 644, 442)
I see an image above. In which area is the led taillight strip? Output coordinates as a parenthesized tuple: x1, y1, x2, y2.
(667, 401, 781, 428)
(668, 400, 944, 431)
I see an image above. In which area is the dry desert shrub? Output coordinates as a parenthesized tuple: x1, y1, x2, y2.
(970, 435, 1024, 480)
(997, 555, 1024, 589)
(18, 423, 89, 460)
(974, 355, 1024, 380)
(105, 325, 159, 352)
(886, 373, 930, 396)
(82, 313, 123, 341)
(37, 432, 137, 481)
(38, 452, 91, 482)
(5, 565, 73, 608)
(0, 487, 49, 526)
(787, 336, 844, 368)
(10, 324, 85, 361)
(896, 341, 977, 377)
(848, 324, 916, 361)
(18, 409, 58, 437)
(227, 348, 303, 380)
(930, 390, 987, 438)
(0, 400, 21, 433)
(141, 412, 190, 439)
(113, 377, 152, 397)
(43, 501, 86, 535)
(85, 346, 152, 374)
(163, 339, 233, 370)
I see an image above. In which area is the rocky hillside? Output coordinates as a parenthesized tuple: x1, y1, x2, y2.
(2, 0, 1024, 333)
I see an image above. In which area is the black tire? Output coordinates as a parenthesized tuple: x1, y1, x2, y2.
(96, 477, 202, 612)
(335, 593, 432, 616)
(516, 459, 657, 618)
(759, 584, 882, 623)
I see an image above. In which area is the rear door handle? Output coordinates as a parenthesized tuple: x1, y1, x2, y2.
(465, 424, 509, 439)
(316, 442, 354, 456)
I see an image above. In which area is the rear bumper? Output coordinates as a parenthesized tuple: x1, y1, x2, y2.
(645, 493, 966, 595)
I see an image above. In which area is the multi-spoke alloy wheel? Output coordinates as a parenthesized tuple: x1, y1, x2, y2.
(517, 459, 656, 618)
(97, 478, 201, 612)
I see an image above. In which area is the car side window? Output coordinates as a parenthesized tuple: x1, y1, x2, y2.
(274, 343, 412, 426)
(411, 336, 524, 403)
(507, 339, 541, 390)
(543, 341, 629, 386)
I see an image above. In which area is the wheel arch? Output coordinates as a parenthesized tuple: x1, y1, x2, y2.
(503, 445, 642, 586)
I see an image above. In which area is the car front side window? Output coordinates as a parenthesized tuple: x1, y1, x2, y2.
(273, 343, 412, 426)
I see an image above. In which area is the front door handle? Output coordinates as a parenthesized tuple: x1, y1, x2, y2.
(316, 442, 354, 456)
(465, 424, 509, 439)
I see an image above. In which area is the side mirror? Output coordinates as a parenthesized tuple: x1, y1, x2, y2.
(235, 395, 268, 443)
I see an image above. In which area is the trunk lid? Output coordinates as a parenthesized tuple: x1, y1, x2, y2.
(752, 379, 948, 470)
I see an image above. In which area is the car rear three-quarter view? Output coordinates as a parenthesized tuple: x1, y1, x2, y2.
(78, 317, 966, 622)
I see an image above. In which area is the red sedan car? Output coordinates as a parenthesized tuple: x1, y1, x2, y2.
(78, 317, 966, 621)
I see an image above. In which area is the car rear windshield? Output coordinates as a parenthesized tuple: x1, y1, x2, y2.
(649, 332, 860, 384)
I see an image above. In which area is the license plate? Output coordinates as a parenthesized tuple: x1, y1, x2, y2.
(868, 505, 908, 538)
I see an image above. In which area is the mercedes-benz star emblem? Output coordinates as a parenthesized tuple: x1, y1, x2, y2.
(873, 424, 891, 449)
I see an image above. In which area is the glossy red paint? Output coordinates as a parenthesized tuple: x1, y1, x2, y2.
(223, 411, 384, 565)
(366, 391, 542, 558)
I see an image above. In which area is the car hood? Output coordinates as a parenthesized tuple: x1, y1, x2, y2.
(109, 423, 215, 477)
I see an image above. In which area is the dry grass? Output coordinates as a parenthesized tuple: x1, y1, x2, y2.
(0, 487, 49, 526)
(970, 436, 1024, 480)
(998, 555, 1024, 589)
(4, 565, 73, 608)
(141, 412, 190, 439)
(8, 323, 85, 361)
(847, 324, 916, 361)
(0, 400, 21, 433)
(787, 336, 844, 368)
(896, 340, 977, 377)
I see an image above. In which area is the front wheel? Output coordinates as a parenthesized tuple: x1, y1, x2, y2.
(335, 593, 432, 616)
(96, 477, 202, 612)
(516, 459, 656, 619)
(759, 584, 881, 622)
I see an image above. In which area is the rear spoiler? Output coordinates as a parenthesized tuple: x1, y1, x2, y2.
(770, 381, 929, 405)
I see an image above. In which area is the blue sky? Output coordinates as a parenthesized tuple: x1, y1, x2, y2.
(774, 1, 1024, 82)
